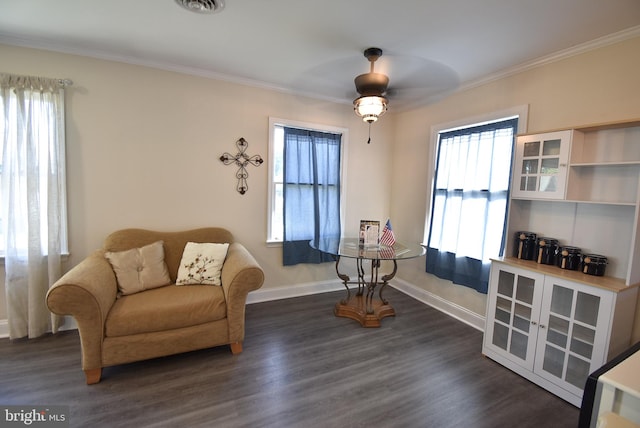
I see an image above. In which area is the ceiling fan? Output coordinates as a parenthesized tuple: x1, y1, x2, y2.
(291, 45, 458, 115)
(349, 46, 459, 142)
(353, 47, 389, 124)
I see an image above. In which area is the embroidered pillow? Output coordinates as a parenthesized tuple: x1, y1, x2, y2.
(105, 240, 171, 296)
(176, 242, 229, 286)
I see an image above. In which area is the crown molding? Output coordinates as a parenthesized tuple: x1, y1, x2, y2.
(2, 24, 639, 107)
(458, 25, 640, 93)
(0, 32, 349, 105)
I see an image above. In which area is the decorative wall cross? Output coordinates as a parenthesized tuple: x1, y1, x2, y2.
(219, 137, 264, 195)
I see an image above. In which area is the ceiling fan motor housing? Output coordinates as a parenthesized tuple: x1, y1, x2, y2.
(354, 72, 389, 96)
(354, 47, 390, 96)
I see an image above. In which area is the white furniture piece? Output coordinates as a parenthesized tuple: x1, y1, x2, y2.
(595, 348, 640, 427)
(508, 120, 640, 286)
(483, 118, 640, 406)
(483, 259, 638, 406)
(511, 129, 578, 200)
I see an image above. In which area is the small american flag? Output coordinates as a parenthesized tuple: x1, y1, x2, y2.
(378, 244, 396, 259)
(380, 219, 396, 247)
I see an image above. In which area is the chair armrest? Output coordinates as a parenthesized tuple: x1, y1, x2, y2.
(46, 250, 118, 370)
(220, 243, 265, 341)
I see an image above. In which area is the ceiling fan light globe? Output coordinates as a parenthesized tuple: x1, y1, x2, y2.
(353, 95, 388, 122)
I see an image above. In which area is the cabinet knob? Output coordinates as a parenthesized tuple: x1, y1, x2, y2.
(539, 325, 546, 329)
(531, 321, 537, 326)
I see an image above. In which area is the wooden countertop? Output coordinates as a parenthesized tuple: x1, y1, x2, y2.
(491, 257, 640, 293)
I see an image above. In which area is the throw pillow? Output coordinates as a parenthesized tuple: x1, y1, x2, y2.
(176, 242, 229, 286)
(105, 240, 172, 296)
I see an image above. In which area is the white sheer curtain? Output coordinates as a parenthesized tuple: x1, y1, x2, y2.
(1, 74, 68, 339)
(426, 118, 517, 293)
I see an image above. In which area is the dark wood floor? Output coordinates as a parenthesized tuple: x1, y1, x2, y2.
(0, 288, 579, 428)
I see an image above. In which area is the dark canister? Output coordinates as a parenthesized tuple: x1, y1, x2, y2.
(582, 254, 608, 276)
(536, 237, 559, 265)
(555, 246, 582, 270)
(514, 231, 536, 260)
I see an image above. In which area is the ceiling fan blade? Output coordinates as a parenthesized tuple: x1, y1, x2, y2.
(288, 48, 460, 109)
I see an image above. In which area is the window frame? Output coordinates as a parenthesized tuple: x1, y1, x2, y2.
(267, 117, 348, 245)
(423, 105, 529, 247)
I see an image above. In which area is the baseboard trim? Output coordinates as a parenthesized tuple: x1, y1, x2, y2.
(0, 279, 485, 338)
(0, 317, 77, 339)
(390, 279, 485, 332)
(246, 279, 347, 304)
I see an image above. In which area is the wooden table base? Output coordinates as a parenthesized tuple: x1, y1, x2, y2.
(334, 294, 395, 328)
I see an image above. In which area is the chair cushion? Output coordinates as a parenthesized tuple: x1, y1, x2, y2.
(105, 240, 171, 296)
(176, 242, 229, 286)
(105, 284, 227, 337)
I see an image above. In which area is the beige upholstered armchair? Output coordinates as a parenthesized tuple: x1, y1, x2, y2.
(46, 228, 264, 384)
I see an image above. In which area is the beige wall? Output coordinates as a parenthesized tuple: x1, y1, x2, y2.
(392, 36, 640, 342)
(0, 43, 395, 320)
(2, 36, 640, 343)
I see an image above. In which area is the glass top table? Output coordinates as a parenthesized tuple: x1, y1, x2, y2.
(310, 237, 425, 327)
(310, 237, 426, 261)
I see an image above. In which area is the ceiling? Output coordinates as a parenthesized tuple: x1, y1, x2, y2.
(1, 0, 640, 111)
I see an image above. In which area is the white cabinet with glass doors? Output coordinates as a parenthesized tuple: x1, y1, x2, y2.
(511, 130, 580, 200)
(483, 260, 637, 407)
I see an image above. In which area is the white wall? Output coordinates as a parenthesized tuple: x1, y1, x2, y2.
(0, 43, 395, 321)
(2, 35, 640, 342)
(392, 35, 640, 341)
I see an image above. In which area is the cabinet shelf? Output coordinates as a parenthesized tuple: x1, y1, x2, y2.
(511, 197, 637, 207)
(495, 308, 510, 324)
(507, 200, 637, 285)
(564, 200, 637, 207)
(544, 337, 592, 358)
(567, 163, 639, 205)
(571, 161, 640, 167)
(513, 314, 532, 333)
(570, 125, 640, 165)
(570, 334, 595, 349)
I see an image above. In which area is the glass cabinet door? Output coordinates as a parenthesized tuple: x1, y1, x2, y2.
(535, 277, 612, 396)
(485, 263, 544, 370)
(511, 130, 573, 200)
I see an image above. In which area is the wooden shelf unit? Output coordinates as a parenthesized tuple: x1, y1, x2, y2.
(507, 119, 640, 286)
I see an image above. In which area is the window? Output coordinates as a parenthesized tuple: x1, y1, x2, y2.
(0, 75, 68, 257)
(425, 108, 527, 293)
(268, 118, 347, 244)
(1, 73, 69, 339)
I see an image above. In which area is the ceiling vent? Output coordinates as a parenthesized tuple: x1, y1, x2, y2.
(175, 0, 225, 14)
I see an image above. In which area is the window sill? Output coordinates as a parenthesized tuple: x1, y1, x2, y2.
(266, 240, 282, 248)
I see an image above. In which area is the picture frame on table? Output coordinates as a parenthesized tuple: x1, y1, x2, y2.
(359, 220, 380, 248)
